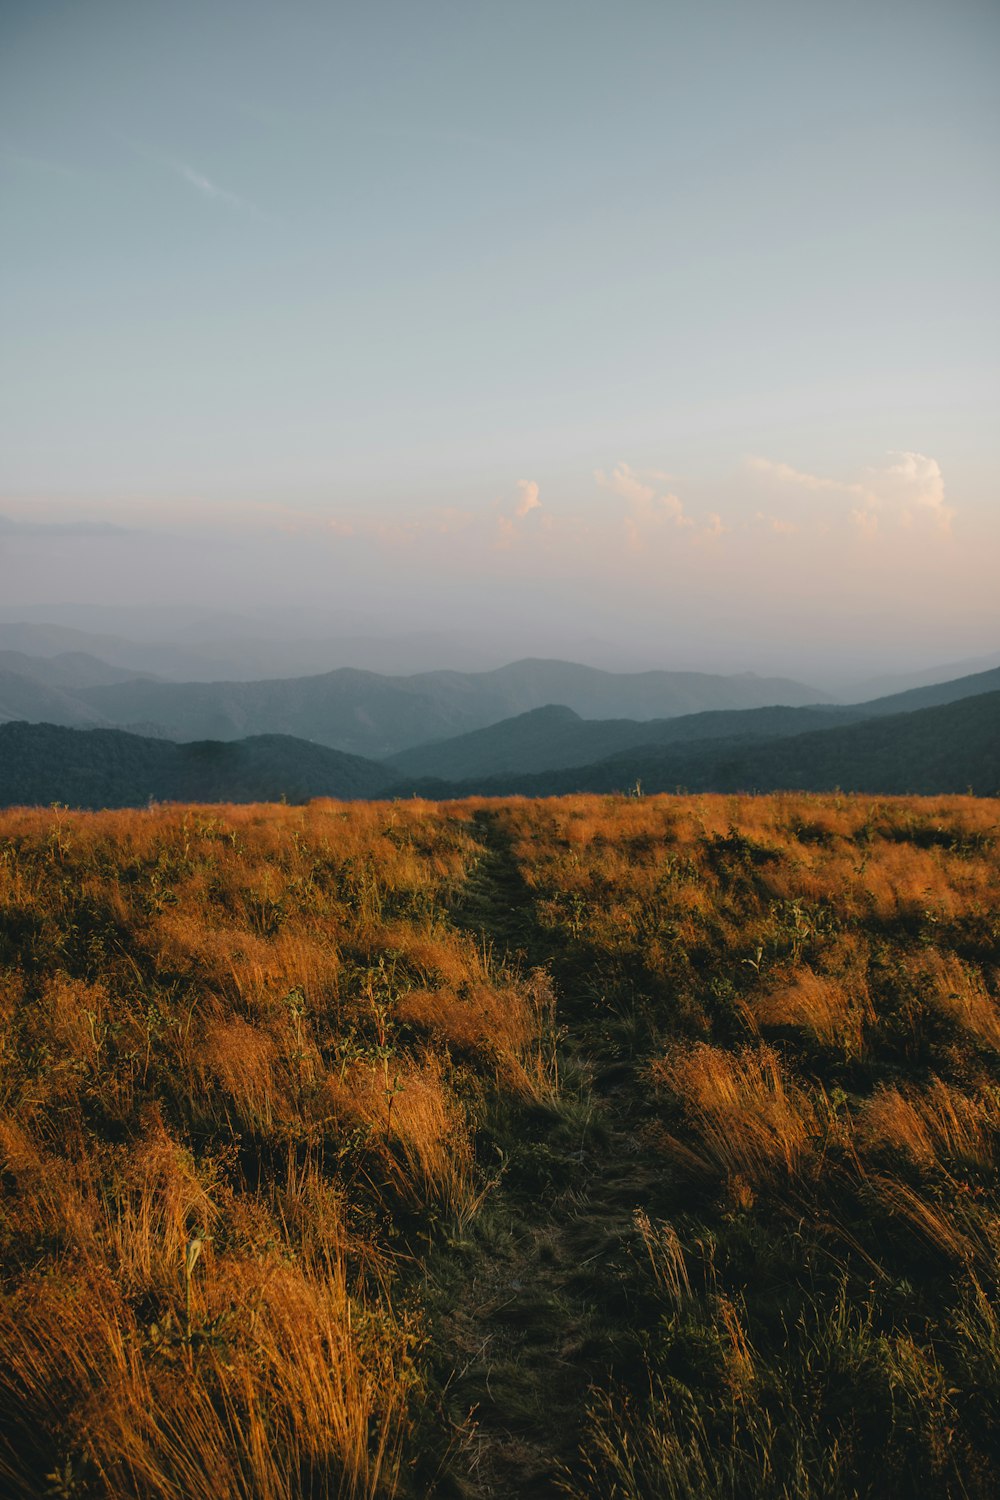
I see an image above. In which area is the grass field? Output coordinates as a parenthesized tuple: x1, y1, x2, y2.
(1, 792, 998, 1497)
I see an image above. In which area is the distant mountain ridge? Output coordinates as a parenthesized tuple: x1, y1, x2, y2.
(394, 691, 1000, 801)
(0, 672, 110, 730)
(852, 664, 1000, 715)
(843, 653, 1000, 701)
(385, 665, 1000, 782)
(0, 650, 156, 691)
(387, 703, 860, 780)
(0, 654, 832, 756)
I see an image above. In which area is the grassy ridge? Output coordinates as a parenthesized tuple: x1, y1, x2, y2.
(0, 793, 998, 1496)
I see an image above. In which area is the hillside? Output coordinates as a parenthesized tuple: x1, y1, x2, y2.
(445, 658, 831, 718)
(0, 721, 392, 807)
(1, 793, 998, 1498)
(3, 690, 998, 809)
(855, 663, 1000, 715)
(5, 647, 999, 764)
(387, 665, 1000, 783)
(0, 671, 111, 730)
(399, 690, 1000, 800)
(0, 620, 273, 683)
(388, 702, 860, 781)
(844, 651, 1000, 700)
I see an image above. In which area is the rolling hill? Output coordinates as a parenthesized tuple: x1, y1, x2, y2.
(853, 663, 1000, 715)
(386, 665, 1000, 782)
(0, 722, 392, 808)
(395, 690, 1000, 800)
(4, 641, 996, 767)
(4, 687, 998, 809)
(386, 702, 860, 781)
(0, 650, 155, 690)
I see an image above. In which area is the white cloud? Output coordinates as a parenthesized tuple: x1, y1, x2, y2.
(164, 156, 270, 219)
(595, 461, 657, 508)
(876, 451, 953, 532)
(747, 450, 955, 537)
(746, 455, 857, 497)
(514, 479, 541, 518)
(597, 461, 723, 546)
(850, 506, 880, 539)
(176, 162, 247, 209)
(701, 512, 728, 539)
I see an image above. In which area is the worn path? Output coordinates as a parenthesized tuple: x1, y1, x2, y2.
(424, 811, 661, 1498)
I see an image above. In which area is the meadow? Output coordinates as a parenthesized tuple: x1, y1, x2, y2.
(0, 791, 998, 1497)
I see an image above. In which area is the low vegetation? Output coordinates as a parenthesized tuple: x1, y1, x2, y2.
(0, 791, 998, 1496)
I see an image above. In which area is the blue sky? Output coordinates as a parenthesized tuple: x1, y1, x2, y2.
(1, 0, 997, 672)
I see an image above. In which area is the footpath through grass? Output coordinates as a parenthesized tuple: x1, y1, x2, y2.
(423, 810, 664, 1496)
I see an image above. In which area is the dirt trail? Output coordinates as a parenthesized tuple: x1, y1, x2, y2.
(428, 812, 660, 1498)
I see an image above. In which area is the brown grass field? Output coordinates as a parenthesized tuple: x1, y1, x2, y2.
(1, 792, 998, 1497)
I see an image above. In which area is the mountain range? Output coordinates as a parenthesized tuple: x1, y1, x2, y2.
(399, 691, 1000, 800)
(0, 649, 832, 756)
(386, 665, 1000, 781)
(2, 666, 998, 808)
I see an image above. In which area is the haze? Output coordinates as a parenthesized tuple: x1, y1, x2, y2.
(2, 0, 998, 684)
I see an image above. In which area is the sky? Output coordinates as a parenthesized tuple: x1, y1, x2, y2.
(1, 0, 998, 679)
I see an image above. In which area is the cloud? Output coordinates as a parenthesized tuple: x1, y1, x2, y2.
(172, 159, 262, 215)
(595, 461, 656, 509)
(849, 506, 880, 540)
(701, 512, 728, 540)
(596, 461, 716, 547)
(877, 451, 953, 533)
(514, 479, 541, 519)
(494, 479, 543, 546)
(754, 510, 799, 535)
(747, 450, 954, 537)
(745, 456, 856, 497)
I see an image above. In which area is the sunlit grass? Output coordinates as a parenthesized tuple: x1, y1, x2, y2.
(0, 791, 997, 1495)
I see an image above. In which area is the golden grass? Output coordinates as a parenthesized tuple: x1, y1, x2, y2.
(633, 1210, 692, 1312)
(1, 790, 998, 1494)
(651, 1043, 819, 1191)
(0, 1251, 410, 1500)
(324, 1050, 475, 1215)
(905, 950, 1000, 1050)
(860, 1078, 998, 1173)
(0, 1115, 411, 1498)
(397, 967, 559, 1101)
(753, 955, 874, 1056)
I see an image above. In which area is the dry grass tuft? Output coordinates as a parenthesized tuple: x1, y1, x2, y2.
(860, 1079, 998, 1173)
(906, 951, 1000, 1051)
(324, 1051, 475, 1215)
(397, 967, 559, 1101)
(0, 1250, 411, 1499)
(754, 961, 874, 1056)
(651, 1043, 819, 1190)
